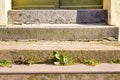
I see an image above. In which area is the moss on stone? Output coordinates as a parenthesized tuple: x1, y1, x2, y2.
(0, 50, 120, 64)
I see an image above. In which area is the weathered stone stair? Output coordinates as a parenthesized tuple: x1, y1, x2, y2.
(0, 41, 120, 62)
(0, 24, 118, 41)
(8, 9, 107, 24)
(0, 9, 120, 80)
(0, 41, 120, 80)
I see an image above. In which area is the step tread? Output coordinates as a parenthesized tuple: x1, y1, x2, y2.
(0, 41, 120, 50)
(5, 24, 116, 28)
(8, 9, 107, 24)
(0, 24, 118, 41)
(0, 63, 120, 74)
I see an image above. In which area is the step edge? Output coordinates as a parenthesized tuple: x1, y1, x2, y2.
(0, 64, 120, 74)
(0, 24, 118, 28)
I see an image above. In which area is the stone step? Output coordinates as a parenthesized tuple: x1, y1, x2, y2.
(0, 24, 118, 41)
(0, 64, 120, 74)
(0, 41, 120, 63)
(0, 41, 120, 80)
(8, 9, 107, 24)
(0, 73, 120, 80)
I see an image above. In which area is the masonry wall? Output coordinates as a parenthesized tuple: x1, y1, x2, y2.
(111, 0, 120, 26)
(111, 0, 120, 41)
(0, 0, 11, 25)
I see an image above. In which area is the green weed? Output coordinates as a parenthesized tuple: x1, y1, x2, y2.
(82, 58, 99, 66)
(52, 51, 74, 65)
(0, 59, 12, 67)
(112, 58, 120, 64)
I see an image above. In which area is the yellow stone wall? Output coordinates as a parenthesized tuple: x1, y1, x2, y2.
(0, 0, 11, 25)
(111, 0, 120, 26)
(103, 0, 111, 24)
(111, 0, 120, 41)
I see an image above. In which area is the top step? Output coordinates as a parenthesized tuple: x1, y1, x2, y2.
(8, 9, 107, 24)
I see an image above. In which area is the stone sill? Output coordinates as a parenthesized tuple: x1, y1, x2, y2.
(0, 63, 120, 74)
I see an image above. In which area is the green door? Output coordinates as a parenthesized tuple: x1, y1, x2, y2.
(12, 0, 103, 9)
(60, 0, 103, 9)
(12, 0, 59, 9)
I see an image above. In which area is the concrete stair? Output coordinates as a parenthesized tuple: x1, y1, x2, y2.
(0, 9, 119, 80)
(0, 41, 120, 63)
(0, 73, 120, 80)
(8, 9, 107, 24)
(1, 63, 120, 74)
(0, 24, 118, 41)
(0, 41, 120, 80)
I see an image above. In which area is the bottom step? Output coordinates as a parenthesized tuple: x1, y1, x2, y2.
(0, 24, 118, 41)
(0, 73, 120, 80)
(0, 64, 120, 74)
(0, 64, 120, 80)
(0, 41, 120, 80)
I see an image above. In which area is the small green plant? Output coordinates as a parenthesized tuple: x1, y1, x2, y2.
(0, 59, 12, 67)
(112, 59, 120, 64)
(82, 58, 99, 66)
(52, 51, 74, 65)
(14, 57, 34, 65)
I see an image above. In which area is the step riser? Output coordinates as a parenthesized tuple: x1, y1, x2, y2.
(8, 10, 107, 24)
(0, 27, 118, 41)
(1, 50, 120, 63)
(0, 74, 120, 80)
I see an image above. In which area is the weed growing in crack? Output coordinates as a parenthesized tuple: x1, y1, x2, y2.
(52, 51, 74, 65)
(112, 58, 120, 64)
(82, 58, 99, 66)
(0, 59, 12, 67)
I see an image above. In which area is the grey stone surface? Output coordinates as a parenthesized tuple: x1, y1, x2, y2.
(0, 74, 120, 80)
(77, 9, 107, 24)
(8, 9, 107, 24)
(0, 64, 120, 74)
(0, 41, 120, 63)
(0, 24, 118, 41)
(8, 10, 77, 24)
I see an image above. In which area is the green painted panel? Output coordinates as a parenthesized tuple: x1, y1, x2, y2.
(12, 0, 103, 9)
(60, 0, 103, 9)
(12, 0, 59, 9)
